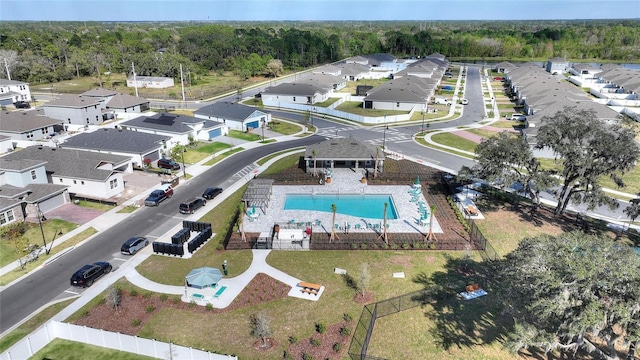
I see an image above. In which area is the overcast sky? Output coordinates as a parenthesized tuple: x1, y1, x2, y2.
(1, 0, 638, 21)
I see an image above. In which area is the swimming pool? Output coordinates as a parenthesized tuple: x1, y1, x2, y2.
(284, 194, 398, 219)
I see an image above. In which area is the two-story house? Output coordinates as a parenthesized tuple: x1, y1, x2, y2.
(0, 79, 32, 106)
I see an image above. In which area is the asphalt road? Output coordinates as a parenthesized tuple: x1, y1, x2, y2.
(0, 136, 323, 334)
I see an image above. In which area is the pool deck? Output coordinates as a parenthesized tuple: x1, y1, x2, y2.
(243, 169, 442, 235)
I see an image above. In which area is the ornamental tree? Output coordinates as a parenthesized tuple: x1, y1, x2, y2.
(493, 232, 640, 359)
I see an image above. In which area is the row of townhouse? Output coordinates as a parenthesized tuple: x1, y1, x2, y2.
(260, 53, 449, 120)
(0, 95, 271, 227)
(500, 62, 622, 144)
(0, 79, 32, 105)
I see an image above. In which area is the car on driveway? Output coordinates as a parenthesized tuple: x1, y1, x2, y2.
(145, 189, 169, 206)
(13, 101, 31, 109)
(158, 158, 180, 170)
(70, 261, 112, 287)
(120, 237, 149, 255)
(202, 187, 223, 200)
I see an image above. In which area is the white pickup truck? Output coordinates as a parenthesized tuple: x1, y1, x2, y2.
(434, 97, 452, 105)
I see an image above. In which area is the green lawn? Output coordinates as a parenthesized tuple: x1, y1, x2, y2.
(31, 338, 155, 360)
(335, 101, 408, 117)
(430, 133, 478, 153)
(228, 129, 262, 142)
(270, 120, 303, 135)
(313, 97, 340, 107)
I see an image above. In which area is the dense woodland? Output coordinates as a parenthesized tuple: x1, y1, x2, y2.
(0, 20, 639, 84)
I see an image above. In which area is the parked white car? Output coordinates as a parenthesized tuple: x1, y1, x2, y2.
(461, 98, 469, 105)
(510, 113, 527, 121)
(434, 97, 452, 105)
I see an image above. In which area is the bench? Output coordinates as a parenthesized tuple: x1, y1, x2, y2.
(298, 281, 321, 294)
(191, 293, 205, 301)
(213, 286, 227, 299)
(301, 288, 319, 295)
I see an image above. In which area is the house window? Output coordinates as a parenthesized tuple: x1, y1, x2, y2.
(31, 170, 37, 180)
(397, 102, 400, 107)
(96, 115, 99, 121)
(86, 118, 89, 124)
(59, 178, 63, 183)
(73, 180, 77, 184)
(110, 179, 118, 189)
(0, 209, 16, 225)
(293, 97, 296, 102)
(68, 119, 71, 124)
(41, 128, 47, 135)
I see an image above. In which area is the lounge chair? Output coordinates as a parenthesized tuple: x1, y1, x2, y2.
(354, 223, 362, 230)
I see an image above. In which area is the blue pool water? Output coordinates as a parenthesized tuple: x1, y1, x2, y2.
(284, 194, 398, 219)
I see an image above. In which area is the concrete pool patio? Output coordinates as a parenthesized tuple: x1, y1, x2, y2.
(241, 169, 443, 237)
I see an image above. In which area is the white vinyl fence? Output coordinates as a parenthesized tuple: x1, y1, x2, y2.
(0, 320, 237, 360)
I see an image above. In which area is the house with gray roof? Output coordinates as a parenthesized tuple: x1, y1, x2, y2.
(363, 75, 435, 112)
(303, 136, 383, 176)
(194, 102, 271, 132)
(0, 111, 64, 142)
(298, 74, 346, 91)
(2, 145, 130, 201)
(545, 57, 570, 75)
(0, 79, 31, 105)
(493, 61, 517, 73)
(106, 93, 150, 113)
(81, 88, 118, 103)
(60, 128, 169, 168)
(43, 94, 104, 128)
(261, 82, 332, 107)
(126, 76, 174, 89)
(121, 112, 226, 144)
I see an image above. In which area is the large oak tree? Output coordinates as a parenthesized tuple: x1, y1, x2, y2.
(535, 107, 639, 215)
(494, 232, 640, 359)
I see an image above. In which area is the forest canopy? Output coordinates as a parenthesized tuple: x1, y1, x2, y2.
(1, 20, 639, 83)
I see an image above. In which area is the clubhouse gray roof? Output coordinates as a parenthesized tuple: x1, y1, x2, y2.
(1, 145, 129, 181)
(106, 93, 150, 109)
(81, 88, 118, 97)
(304, 137, 380, 161)
(0, 111, 64, 133)
(61, 128, 168, 155)
(194, 102, 268, 121)
(46, 94, 101, 108)
(122, 113, 223, 134)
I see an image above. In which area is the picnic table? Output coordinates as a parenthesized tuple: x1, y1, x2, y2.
(298, 281, 321, 295)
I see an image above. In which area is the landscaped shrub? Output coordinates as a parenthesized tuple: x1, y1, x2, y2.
(129, 289, 138, 297)
(159, 294, 168, 302)
(370, 243, 378, 249)
(381, 243, 389, 249)
(340, 326, 351, 336)
(310, 338, 321, 347)
(360, 243, 367, 249)
(315, 322, 326, 334)
(343, 313, 353, 322)
(288, 335, 298, 344)
(131, 319, 142, 326)
(145, 305, 156, 313)
(391, 243, 399, 250)
(172, 296, 180, 304)
(142, 291, 152, 299)
(401, 242, 410, 250)
(283, 350, 293, 360)
(188, 301, 196, 308)
(350, 243, 358, 249)
(333, 342, 342, 352)
(302, 353, 314, 360)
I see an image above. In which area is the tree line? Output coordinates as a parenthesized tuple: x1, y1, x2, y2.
(0, 20, 639, 84)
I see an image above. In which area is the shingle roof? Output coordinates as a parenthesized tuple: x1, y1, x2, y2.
(0, 158, 47, 171)
(81, 88, 118, 97)
(22, 183, 69, 203)
(106, 93, 150, 109)
(194, 102, 268, 121)
(0, 79, 28, 86)
(1, 145, 129, 181)
(0, 111, 64, 133)
(45, 95, 101, 108)
(0, 197, 22, 212)
(262, 82, 330, 97)
(304, 137, 379, 160)
(61, 128, 168, 154)
(122, 113, 223, 134)
(0, 184, 31, 199)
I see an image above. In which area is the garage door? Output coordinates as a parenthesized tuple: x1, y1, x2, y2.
(143, 150, 160, 162)
(245, 120, 259, 131)
(208, 128, 222, 139)
(38, 194, 67, 213)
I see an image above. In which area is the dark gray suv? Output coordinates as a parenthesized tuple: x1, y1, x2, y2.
(179, 197, 206, 214)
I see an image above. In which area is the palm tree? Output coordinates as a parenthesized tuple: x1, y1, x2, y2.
(330, 203, 339, 242)
(312, 149, 317, 177)
(377, 202, 388, 244)
(239, 203, 246, 242)
(425, 205, 437, 243)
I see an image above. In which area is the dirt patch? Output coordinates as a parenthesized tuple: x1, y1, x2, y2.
(353, 291, 375, 305)
(253, 337, 277, 351)
(390, 255, 413, 267)
(72, 273, 290, 336)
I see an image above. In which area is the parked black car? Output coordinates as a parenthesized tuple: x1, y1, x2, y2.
(13, 101, 31, 109)
(70, 262, 112, 287)
(179, 197, 206, 214)
(120, 237, 149, 255)
(145, 189, 169, 206)
(158, 158, 180, 170)
(202, 187, 223, 200)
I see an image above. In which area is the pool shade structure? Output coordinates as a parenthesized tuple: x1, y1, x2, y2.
(185, 267, 223, 289)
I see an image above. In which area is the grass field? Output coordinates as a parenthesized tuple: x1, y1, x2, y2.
(31, 338, 155, 360)
(335, 101, 408, 117)
(430, 133, 478, 153)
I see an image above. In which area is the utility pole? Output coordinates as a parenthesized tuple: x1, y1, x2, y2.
(132, 62, 138, 97)
(180, 64, 186, 109)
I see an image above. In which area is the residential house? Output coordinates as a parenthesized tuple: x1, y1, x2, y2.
(545, 57, 569, 75)
(43, 95, 103, 128)
(493, 61, 517, 73)
(105, 93, 150, 113)
(60, 128, 169, 168)
(0, 111, 64, 143)
(126, 76, 174, 89)
(0, 79, 32, 105)
(121, 112, 226, 145)
(1, 145, 131, 201)
(363, 75, 435, 112)
(80, 88, 118, 120)
(261, 82, 331, 107)
(299, 74, 346, 91)
(194, 102, 270, 132)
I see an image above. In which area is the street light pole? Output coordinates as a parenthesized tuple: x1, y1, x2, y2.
(261, 120, 265, 142)
(181, 146, 186, 179)
(421, 111, 425, 133)
(383, 125, 388, 150)
(36, 203, 48, 254)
